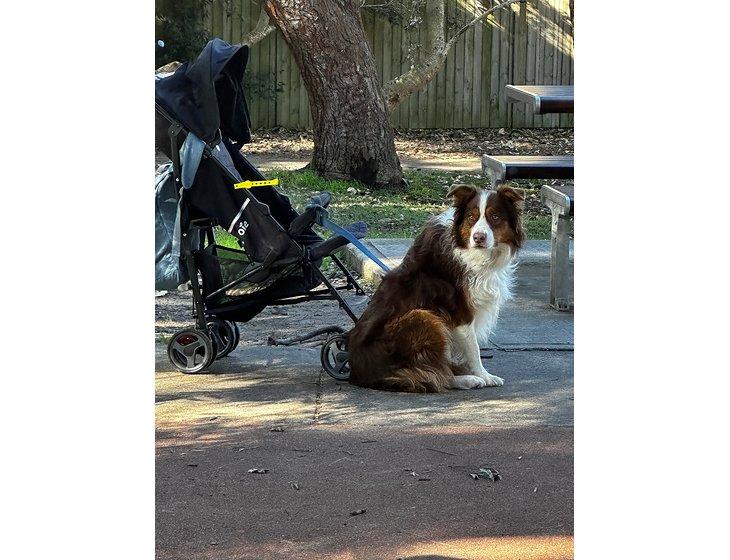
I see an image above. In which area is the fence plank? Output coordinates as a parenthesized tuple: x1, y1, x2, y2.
(417, 22, 428, 128)
(479, 17, 493, 128)
(525, 0, 538, 127)
(407, 26, 419, 129)
(488, 9, 502, 127)
(444, 0, 456, 128)
(463, 2, 475, 129)
(453, 3, 465, 128)
(275, 25, 289, 127)
(511, 2, 528, 128)
(471, 11, 482, 128)
(390, 15, 402, 128)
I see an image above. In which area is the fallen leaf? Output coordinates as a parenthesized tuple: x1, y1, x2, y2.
(350, 509, 366, 516)
(270, 426, 284, 432)
(470, 467, 502, 481)
(247, 468, 269, 474)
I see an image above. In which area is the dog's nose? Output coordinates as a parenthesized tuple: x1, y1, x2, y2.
(473, 232, 487, 246)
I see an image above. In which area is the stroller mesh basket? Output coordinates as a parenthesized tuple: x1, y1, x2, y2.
(197, 243, 302, 300)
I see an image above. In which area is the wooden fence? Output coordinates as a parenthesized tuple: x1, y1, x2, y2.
(206, 0, 573, 129)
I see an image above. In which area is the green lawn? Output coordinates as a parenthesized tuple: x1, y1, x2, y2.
(219, 168, 569, 242)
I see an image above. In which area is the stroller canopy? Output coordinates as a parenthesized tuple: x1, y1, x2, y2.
(156, 38, 251, 145)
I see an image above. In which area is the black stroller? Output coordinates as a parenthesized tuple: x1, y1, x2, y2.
(155, 39, 389, 378)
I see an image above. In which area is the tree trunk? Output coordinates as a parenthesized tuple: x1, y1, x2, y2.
(264, 0, 403, 188)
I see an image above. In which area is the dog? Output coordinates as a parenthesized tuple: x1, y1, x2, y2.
(347, 183, 525, 393)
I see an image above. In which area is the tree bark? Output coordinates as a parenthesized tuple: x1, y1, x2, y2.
(264, 0, 403, 188)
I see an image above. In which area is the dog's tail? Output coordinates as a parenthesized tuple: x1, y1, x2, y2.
(373, 366, 450, 393)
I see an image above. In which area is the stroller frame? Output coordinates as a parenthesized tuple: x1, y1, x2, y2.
(158, 102, 367, 375)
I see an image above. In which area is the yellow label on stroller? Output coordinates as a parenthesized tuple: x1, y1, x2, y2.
(233, 179, 280, 189)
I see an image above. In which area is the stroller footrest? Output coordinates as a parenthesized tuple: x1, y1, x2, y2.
(309, 236, 350, 261)
(308, 221, 368, 260)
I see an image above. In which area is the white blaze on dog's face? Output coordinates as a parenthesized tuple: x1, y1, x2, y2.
(446, 184, 525, 254)
(468, 190, 493, 248)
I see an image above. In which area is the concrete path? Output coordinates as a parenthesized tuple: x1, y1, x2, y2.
(156, 261, 574, 559)
(341, 238, 574, 288)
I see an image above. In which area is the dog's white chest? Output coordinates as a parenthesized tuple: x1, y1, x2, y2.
(468, 264, 515, 342)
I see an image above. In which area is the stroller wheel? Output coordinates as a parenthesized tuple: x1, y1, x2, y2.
(321, 334, 351, 381)
(228, 321, 241, 350)
(207, 319, 237, 359)
(167, 329, 215, 373)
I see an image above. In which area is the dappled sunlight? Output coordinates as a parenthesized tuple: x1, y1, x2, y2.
(156, 362, 572, 441)
(394, 534, 573, 560)
(449, 0, 574, 60)
(197, 534, 572, 560)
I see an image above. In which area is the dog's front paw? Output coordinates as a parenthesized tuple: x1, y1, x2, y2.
(452, 375, 487, 390)
(479, 372, 504, 386)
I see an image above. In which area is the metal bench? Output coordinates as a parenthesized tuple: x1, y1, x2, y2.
(505, 85, 574, 114)
(541, 185, 573, 311)
(481, 155, 574, 188)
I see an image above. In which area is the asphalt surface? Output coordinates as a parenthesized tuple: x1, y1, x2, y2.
(156, 261, 574, 559)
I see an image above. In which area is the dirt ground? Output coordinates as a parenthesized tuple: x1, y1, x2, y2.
(244, 127, 573, 170)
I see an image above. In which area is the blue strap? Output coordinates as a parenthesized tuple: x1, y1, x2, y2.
(179, 132, 206, 189)
(321, 218, 390, 273)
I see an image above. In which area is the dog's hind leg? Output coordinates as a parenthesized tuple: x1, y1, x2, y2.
(375, 309, 453, 393)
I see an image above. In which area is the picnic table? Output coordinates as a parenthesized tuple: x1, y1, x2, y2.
(482, 84, 574, 310)
(505, 85, 574, 114)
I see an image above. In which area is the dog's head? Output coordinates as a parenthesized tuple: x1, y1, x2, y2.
(447, 184, 525, 254)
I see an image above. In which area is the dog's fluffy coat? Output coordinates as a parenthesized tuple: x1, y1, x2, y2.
(348, 184, 525, 393)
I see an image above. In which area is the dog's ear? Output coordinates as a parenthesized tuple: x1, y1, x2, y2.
(496, 185, 525, 211)
(446, 184, 478, 207)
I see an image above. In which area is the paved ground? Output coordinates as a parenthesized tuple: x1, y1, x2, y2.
(341, 238, 574, 291)
(156, 255, 574, 559)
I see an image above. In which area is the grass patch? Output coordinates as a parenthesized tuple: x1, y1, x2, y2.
(227, 168, 569, 240)
(524, 215, 552, 239)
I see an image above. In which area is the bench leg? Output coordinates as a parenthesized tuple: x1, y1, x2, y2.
(549, 210, 573, 311)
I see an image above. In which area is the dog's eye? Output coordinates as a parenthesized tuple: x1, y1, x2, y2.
(468, 214, 478, 224)
(489, 213, 501, 223)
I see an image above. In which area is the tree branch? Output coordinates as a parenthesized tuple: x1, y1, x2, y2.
(382, 0, 524, 112)
(240, 6, 275, 46)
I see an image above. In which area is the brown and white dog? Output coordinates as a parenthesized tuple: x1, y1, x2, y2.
(348, 184, 525, 393)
